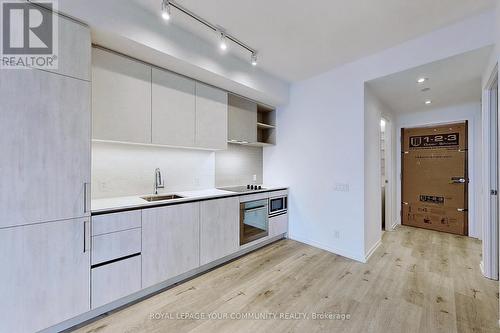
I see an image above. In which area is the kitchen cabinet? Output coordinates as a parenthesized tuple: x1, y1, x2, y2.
(0, 218, 91, 333)
(20, 4, 91, 80)
(269, 214, 288, 237)
(92, 228, 142, 265)
(142, 202, 200, 288)
(92, 47, 152, 144)
(92, 210, 142, 236)
(195, 82, 228, 150)
(0, 67, 91, 228)
(152, 68, 196, 147)
(228, 94, 258, 143)
(91, 255, 142, 309)
(200, 197, 240, 265)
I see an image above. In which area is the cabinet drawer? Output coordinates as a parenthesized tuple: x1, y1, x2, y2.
(269, 214, 288, 237)
(91, 255, 141, 309)
(92, 210, 141, 236)
(92, 228, 141, 265)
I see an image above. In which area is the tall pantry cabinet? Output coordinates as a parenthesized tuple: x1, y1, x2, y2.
(0, 6, 92, 333)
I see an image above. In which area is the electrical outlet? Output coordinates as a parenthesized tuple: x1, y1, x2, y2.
(252, 174, 257, 182)
(334, 230, 340, 239)
(194, 177, 200, 186)
(334, 183, 350, 192)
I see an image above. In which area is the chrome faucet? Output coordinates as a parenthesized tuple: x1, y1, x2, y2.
(154, 168, 164, 195)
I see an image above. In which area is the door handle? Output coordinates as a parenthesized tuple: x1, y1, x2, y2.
(84, 182, 91, 213)
(83, 220, 91, 253)
(457, 208, 468, 212)
(450, 177, 466, 184)
(491, 190, 498, 196)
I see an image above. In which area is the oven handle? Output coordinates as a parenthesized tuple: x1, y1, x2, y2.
(244, 206, 268, 213)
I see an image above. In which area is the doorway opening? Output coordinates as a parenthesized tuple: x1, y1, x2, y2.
(380, 117, 390, 231)
(483, 65, 498, 280)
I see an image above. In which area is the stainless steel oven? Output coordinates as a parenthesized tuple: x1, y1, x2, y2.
(269, 195, 287, 217)
(240, 199, 269, 245)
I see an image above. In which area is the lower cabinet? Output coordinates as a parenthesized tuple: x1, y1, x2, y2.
(142, 202, 201, 289)
(269, 214, 288, 237)
(91, 255, 142, 309)
(200, 197, 240, 265)
(0, 218, 91, 333)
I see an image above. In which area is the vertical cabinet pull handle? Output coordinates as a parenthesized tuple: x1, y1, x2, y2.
(84, 220, 91, 253)
(84, 182, 91, 213)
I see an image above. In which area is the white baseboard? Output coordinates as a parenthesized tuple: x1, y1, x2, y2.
(365, 239, 382, 262)
(288, 234, 365, 262)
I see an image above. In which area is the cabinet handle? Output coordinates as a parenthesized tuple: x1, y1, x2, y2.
(84, 182, 91, 213)
(84, 220, 91, 253)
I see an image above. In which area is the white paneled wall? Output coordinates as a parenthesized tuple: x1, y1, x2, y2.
(92, 142, 215, 198)
(215, 144, 263, 187)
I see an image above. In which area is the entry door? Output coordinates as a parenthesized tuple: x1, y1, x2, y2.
(401, 122, 468, 235)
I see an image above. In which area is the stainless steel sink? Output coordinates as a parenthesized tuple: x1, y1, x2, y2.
(141, 194, 184, 202)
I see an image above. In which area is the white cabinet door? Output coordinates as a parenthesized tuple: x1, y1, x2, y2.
(228, 94, 257, 143)
(142, 203, 200, 288)
(91, 255, 142, 309)
(152, 68, 196, 147)
(0, 218, 91, 333)
(200, 197, 240, 265)
(0, 68, 91, 228)
(92, 47, 152, 144)
(269, 214, 288, 237)
(21, 4, 91, 80)
(195, 82, 228, 150)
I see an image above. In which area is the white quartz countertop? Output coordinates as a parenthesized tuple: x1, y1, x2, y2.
(91, 186, 288, 214)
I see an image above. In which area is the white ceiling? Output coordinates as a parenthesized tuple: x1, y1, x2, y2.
(57, 0, 495, 82)
(148, 0, 495, 81)
(366, 46, 493, 114)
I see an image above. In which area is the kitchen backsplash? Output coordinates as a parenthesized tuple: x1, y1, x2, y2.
(215, 143, 263, 187)
(92, 141, 263, 199)
(92, 141, 215, 199)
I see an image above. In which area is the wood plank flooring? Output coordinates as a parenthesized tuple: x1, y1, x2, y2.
(73, 226, 500, 333)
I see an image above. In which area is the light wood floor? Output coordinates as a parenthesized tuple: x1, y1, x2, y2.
(74, 226, 500, 333)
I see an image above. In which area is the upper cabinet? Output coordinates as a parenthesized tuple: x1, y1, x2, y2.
(56, 16, 91, 81)
(92, 48, 152, 144)
(195, 82, 228, 150)
(91, 48, 276, 150)
(228, 94, 257, 144)
(152, 68, 196, 147)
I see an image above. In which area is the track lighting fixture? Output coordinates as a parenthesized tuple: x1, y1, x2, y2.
(219, 32, 228, 51)
(161, 0, 171, 21)
(251, 52, 258, 66)
(160, 1, 258, 65)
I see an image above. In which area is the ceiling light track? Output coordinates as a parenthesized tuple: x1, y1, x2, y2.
(162, 0, 258, 65)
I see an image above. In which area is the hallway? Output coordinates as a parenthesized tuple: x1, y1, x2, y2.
(74, 226, 499, 333)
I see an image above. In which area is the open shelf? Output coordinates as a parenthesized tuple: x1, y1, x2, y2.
(257, 122, 275, 129)
(255, 104, 276, 146)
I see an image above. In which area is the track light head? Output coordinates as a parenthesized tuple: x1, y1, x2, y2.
(161, 0, 171, 20)
(219, 32, 228, 51)
(251, 52, 258, 66)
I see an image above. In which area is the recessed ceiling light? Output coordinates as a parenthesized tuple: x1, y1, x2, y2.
(425, 100, 432, 105)
(417, 78, 428, 84)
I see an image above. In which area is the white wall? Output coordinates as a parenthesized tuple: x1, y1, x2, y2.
(264, 11, 495, 262)
(92, 142, 215, 199)
(396, 102, 482, 238)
